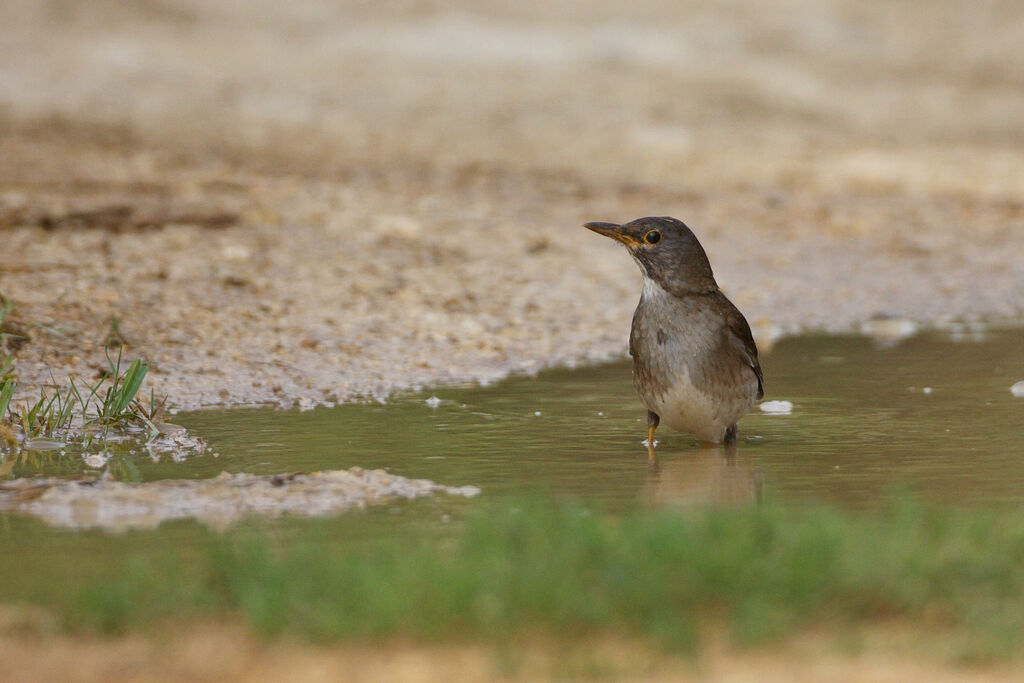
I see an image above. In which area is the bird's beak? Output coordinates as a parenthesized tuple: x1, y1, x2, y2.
(583, 221, 640, 247)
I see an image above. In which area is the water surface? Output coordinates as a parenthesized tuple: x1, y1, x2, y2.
(174, 327, 1024, 508)
(4, 328, 1024, 514)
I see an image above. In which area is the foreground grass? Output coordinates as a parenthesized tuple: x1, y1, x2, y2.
(4, 498, 1024, 661)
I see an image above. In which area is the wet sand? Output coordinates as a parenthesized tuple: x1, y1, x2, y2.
(2, 468, 479, 531)
(2, 0, 1023, 413)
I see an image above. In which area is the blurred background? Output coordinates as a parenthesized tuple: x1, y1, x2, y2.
(3, 0, 1022, 193)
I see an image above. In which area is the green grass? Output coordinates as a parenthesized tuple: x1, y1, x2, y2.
(4, 497, 1024, 660)
(0, 379, 13, 424)
(0, 346, 160, 446)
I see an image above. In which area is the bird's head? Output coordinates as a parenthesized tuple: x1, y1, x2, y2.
(583, 216, 718, 296)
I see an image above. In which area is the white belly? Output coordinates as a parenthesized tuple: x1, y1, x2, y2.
(642, 366, 751, 443)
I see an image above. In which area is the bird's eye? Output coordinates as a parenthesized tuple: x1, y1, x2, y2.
(644, 230, 661, 245)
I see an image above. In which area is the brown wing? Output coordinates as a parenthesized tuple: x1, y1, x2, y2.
(720, 295, 764, 399)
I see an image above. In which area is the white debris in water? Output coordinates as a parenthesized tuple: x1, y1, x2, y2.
(1011, 381, 1024, 398)
(759, 400, 793, 414)
(425, 395, 442, 408)
(0, 468, 481, 531)
(82, 452, 110, 468)
(922, 387, 933, 394)
(533, 411, 542, 416)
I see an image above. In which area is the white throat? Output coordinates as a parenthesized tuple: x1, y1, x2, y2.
(640, 275, 671, 303)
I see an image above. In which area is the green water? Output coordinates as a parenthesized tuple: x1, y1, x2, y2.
(172, 328, 1024, 508)
(4, 328, 1024, 511)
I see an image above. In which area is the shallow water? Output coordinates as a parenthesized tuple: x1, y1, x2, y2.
(3, 328, 1024, 518)
(174, 327, 1024, 509)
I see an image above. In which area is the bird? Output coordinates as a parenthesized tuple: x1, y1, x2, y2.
(583, 217, 763, 456)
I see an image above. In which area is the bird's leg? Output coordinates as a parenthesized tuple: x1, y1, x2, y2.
(724, 422, 738, 445)
(723, 436, 738, 464)
(646, 411, 660, 463)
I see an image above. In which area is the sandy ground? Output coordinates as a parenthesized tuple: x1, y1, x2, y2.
(3, 617, 1022, 683)
(1, 0, 1023, 410)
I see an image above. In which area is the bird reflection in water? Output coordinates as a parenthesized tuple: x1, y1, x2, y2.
(643, 443, 762, 509)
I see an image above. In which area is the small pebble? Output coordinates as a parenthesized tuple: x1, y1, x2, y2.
(83, 452, 110, 468)
(1011, 381, 1024, 398)
(760, 400, 793, 414)
(221, 244, 252, 262)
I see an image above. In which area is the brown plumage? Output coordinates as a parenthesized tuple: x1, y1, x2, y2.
(584, 216, 763, 448)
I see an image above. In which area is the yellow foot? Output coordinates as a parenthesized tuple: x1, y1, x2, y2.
(646, 425, 658, 461)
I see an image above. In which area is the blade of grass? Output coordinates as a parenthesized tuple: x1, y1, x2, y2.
(0, 378, 14, 420)
(108, 359, 149, 418)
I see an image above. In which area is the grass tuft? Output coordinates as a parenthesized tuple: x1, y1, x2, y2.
(1, 345, 161, 459)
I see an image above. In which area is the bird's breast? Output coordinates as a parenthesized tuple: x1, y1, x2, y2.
(629, 278, 757, 441)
